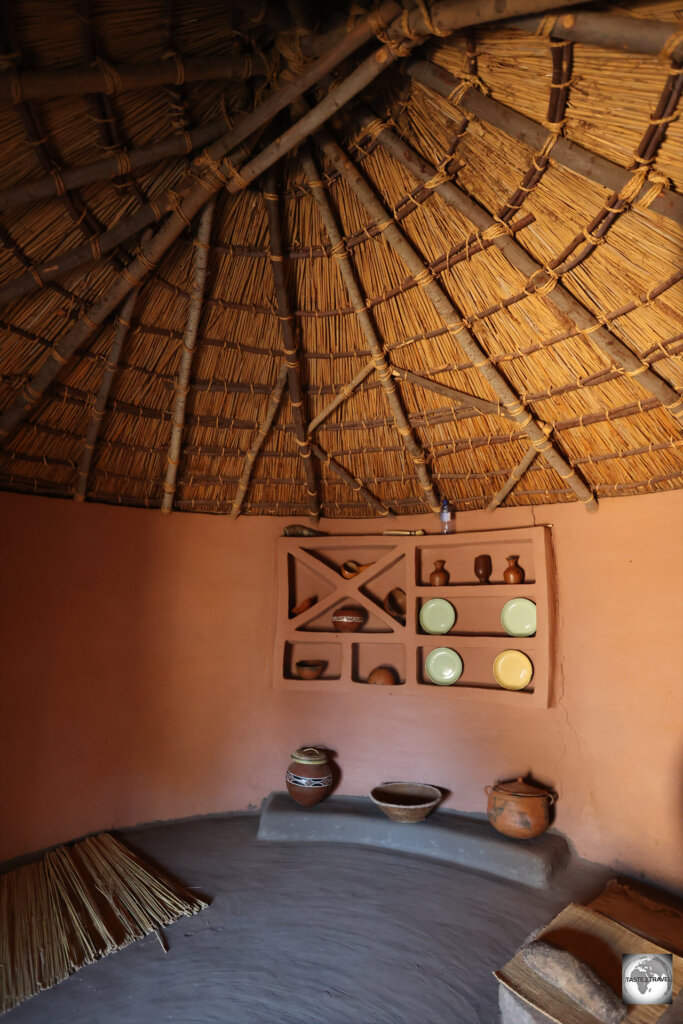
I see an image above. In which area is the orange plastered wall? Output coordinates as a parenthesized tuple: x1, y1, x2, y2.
(0, 490, 681, 890)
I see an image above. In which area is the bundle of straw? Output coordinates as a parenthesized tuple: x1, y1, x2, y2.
(0, 832, 208, 1014)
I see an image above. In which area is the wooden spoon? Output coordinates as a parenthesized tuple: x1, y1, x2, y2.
(340, 559, 374, 579)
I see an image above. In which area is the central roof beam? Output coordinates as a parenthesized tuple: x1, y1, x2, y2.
(313, 126, 598, 511)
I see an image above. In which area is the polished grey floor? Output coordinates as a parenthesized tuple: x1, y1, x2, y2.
(5, 815, 609, 1024)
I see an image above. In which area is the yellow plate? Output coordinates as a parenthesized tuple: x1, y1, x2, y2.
(493, 649, 533, 690)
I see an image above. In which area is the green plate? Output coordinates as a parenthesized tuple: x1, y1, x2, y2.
(419, 598, 456, 634)
(425, 647, 463, 685)
(500, 598, 537, 637)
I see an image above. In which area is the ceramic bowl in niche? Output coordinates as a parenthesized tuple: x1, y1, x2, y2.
(424, 647, 463, 685)
(295, 660, 326, 680)
(500, 598, 536, 637)
(493, 650, 533, 690)
(419, 598, 456, 634)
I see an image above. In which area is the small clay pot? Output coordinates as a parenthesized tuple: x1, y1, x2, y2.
(503, 554, 525, 585)
(383, 587, 406, 621)
(474, 554, 492, 584)
(286, 748, 333, 807)
(484, 777, 555, 839)
(295, 659, 326, 680)
(429, 560, 450, 586)
(367, 665, 399, 686)
(332, 605, 367, 633)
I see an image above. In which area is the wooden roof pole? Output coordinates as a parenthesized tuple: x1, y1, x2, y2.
(264, 168, 319, 523)
(0, 118, 232, 213)
(0, 35, 405, 445)
(230, 363, 289, 519)
(0, 53, 273, 103)
(407, 60, 683, 226)
(307, 363, 376, 434)
(506, 10, 683, 62)
(72, 287, 140, 501)
(356, 110, 683, 428)
(487, 446, 537, 511)
(309, 442, 393, 517)
(314, 127, 598, 511)
(390, 366, 505, 418)
(299, 142, 440, 514)
(161, 201, 215, 514)
(0, 133, 258, 312)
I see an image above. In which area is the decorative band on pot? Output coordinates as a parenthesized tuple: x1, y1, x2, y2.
(286, 747, 334, 807)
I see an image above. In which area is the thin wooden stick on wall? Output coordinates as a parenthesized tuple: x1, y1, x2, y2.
(161, 200, 215, 514)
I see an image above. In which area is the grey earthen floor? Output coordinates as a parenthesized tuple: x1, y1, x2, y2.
(6, 814, 610, 1024)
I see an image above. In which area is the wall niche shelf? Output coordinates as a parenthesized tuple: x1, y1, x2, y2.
(273, 527, 555, 708)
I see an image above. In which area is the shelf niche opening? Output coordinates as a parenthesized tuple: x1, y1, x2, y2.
(283, 641, 342, 681)
(352, 642, 406, 686)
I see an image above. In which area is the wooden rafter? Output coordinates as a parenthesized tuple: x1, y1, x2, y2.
(300, 142, 440, 514)
(0, 131, 256, 312)
(0, 29, 405, 445)
(264, 168, 319, 522)
(0, 53, 271, 103)
(161, 200, 215, 514)
(73, 288, 140, 501)
(0, 118, 229, 213)
(309, 442, 393, 517)
(307, 363, 375, 433)
(407, 60, 683, 227)
(390, 366, 504, 418)
(1, 0, 117, 261)
(79, 0, 148, 210)
(230, 363, 289, 519)
(506, 10, 683, 62)
(487, 446, 537, 511)
(313, 126, 598, 511)
(356, 110, 683, 428)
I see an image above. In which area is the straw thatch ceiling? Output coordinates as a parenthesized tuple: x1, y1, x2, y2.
(0, 0, 681, 518)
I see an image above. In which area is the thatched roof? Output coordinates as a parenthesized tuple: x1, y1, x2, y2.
(0, 0, 681, 518)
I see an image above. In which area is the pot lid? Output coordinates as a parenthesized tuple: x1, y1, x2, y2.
(290, 747, 328, 764)
(492, 777, 550, 798)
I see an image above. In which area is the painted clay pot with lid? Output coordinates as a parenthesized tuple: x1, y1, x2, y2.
(332, 605, 367, 632)
(484, 777, 555, 839)
(286, 748, 333, 807)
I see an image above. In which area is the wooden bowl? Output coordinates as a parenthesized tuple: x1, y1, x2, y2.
(383, 587, 406, 620)
(370, 782, 442, 823)
(295, 659, 326, 680)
